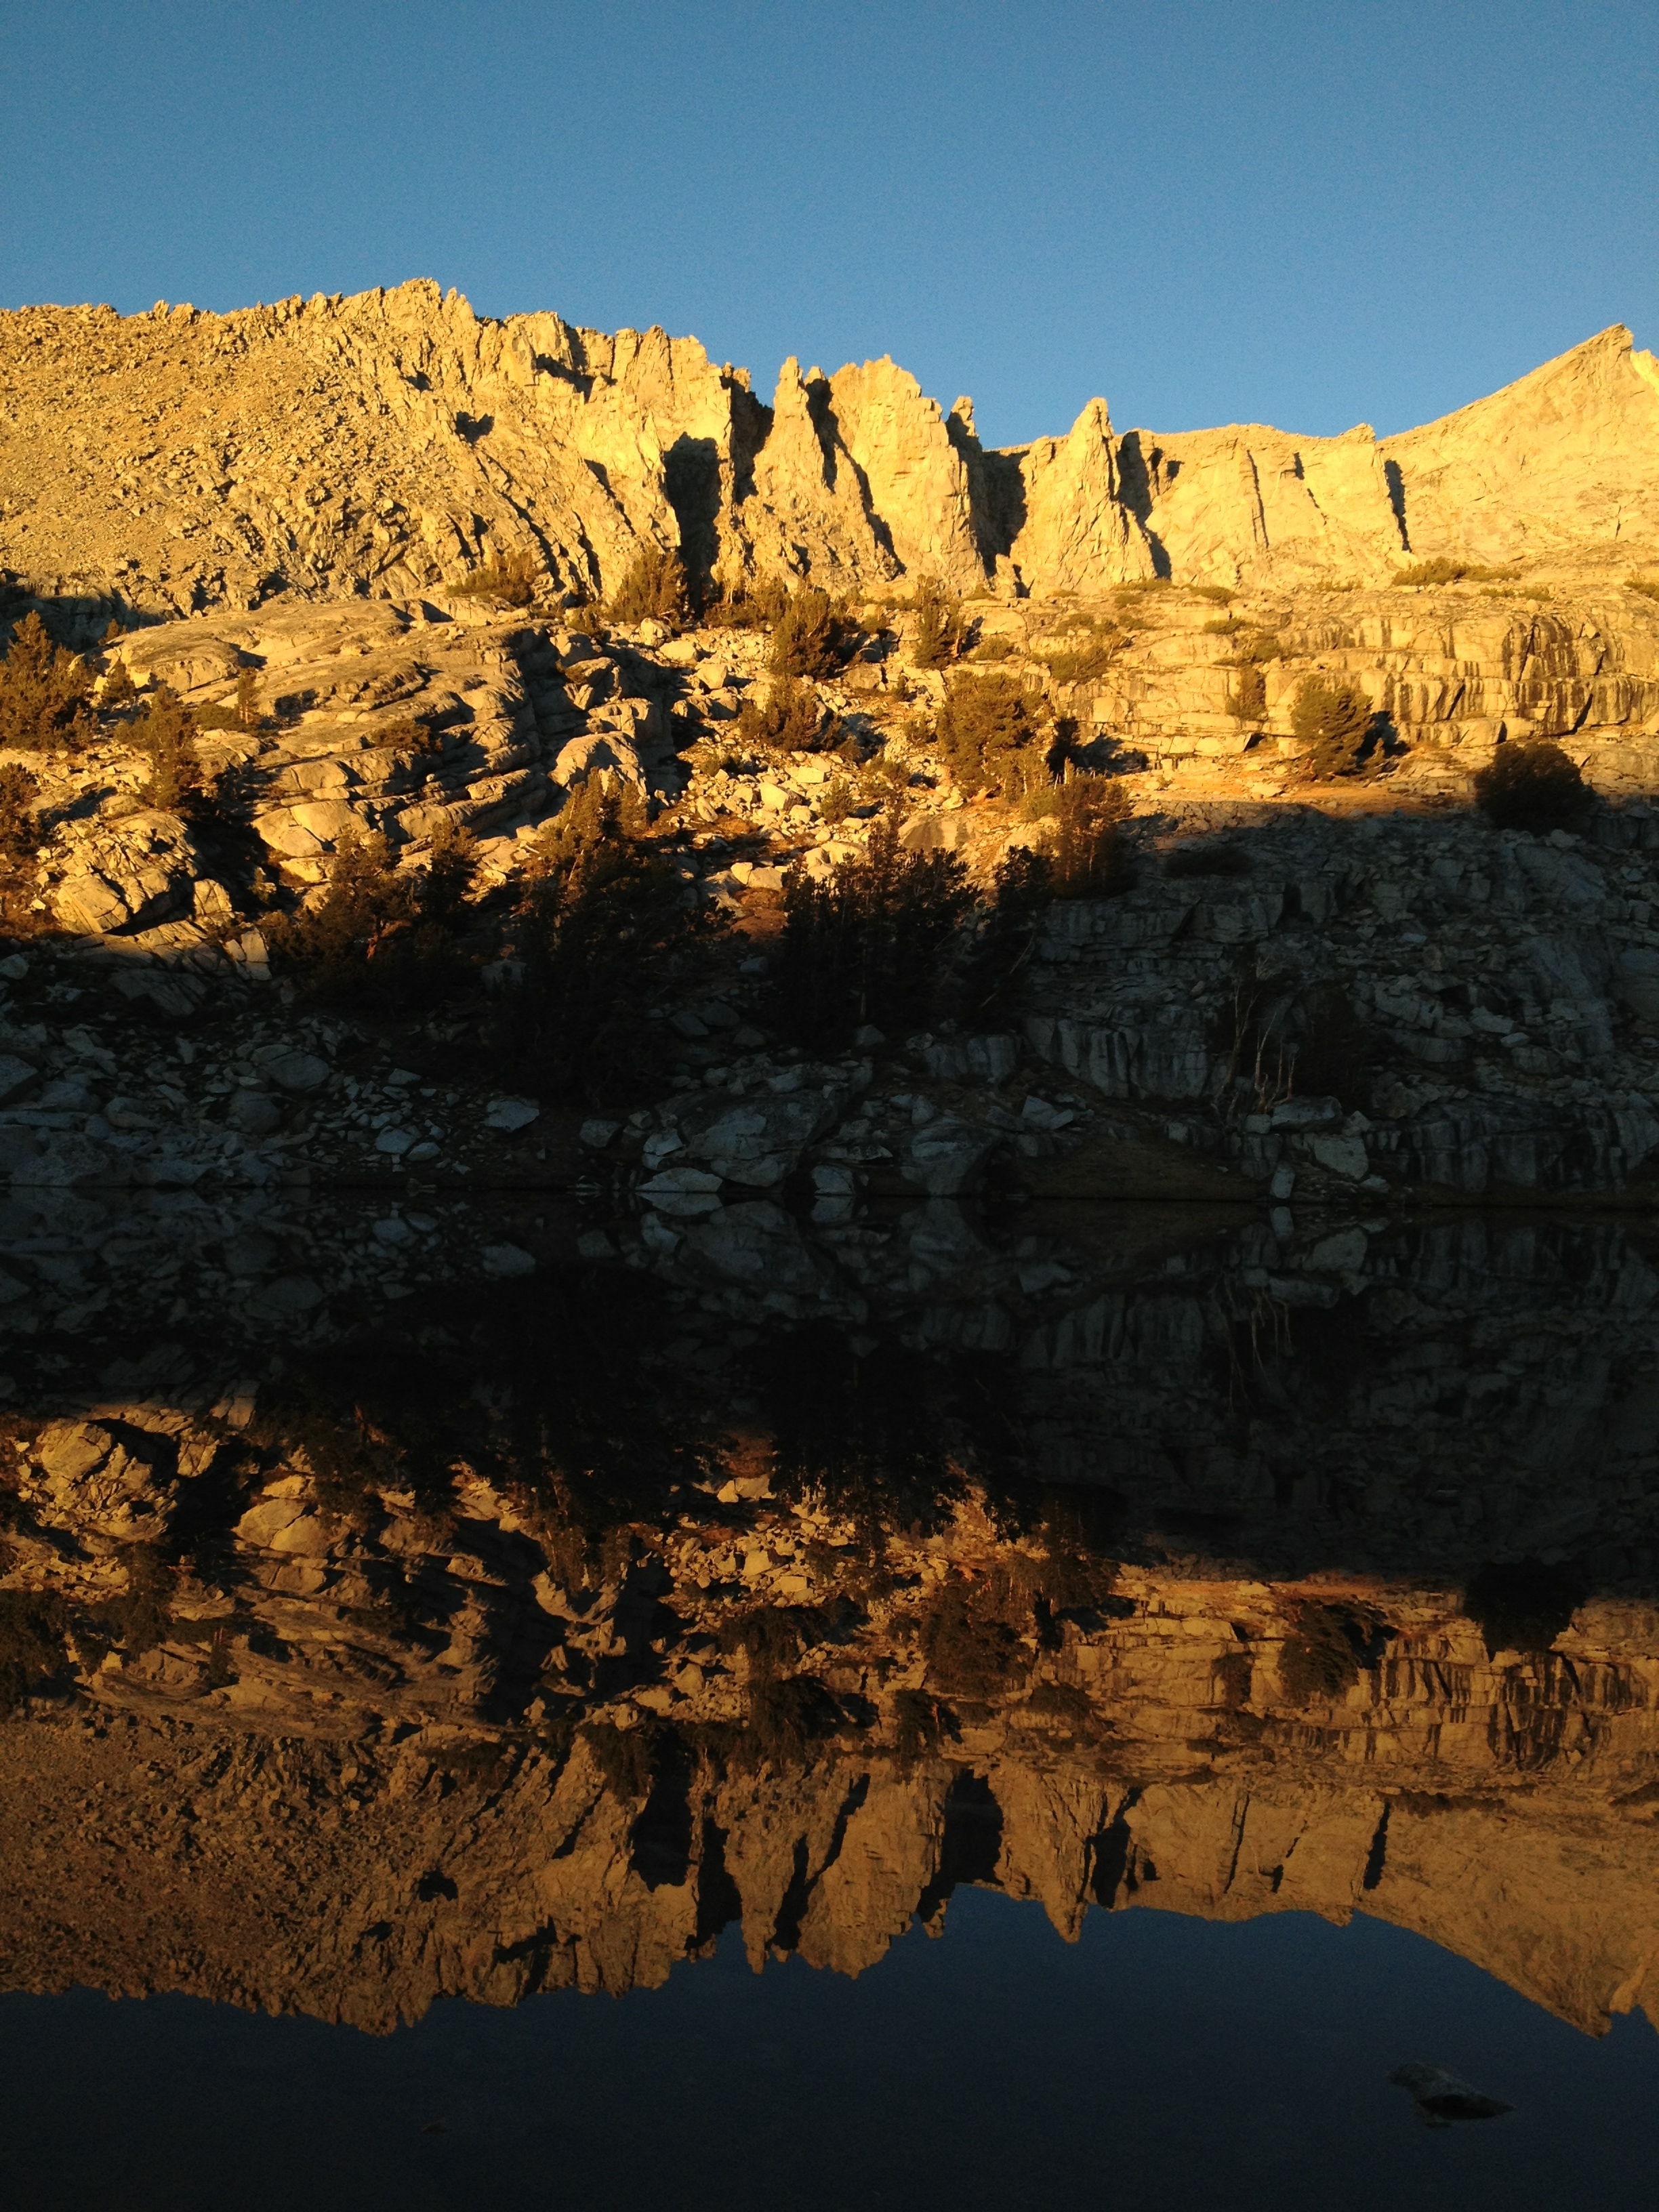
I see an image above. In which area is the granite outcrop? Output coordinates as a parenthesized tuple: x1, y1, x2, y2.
(2, 285, 1654, 617)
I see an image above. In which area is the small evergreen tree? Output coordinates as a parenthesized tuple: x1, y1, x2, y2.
(0, 612, 93, 752)
(769, 819, 972, 1048)
(0, 763, 41, 932)
(606, 545, 691, 630)
(265, 825, 478, 1006)
(960, 845, 1053, 1024)
(770, 586, 845, 677)
(733, 674, 832, 754)
(935, 670, 1049, 793)
(1473, 740, 1593, 832)
(132, 684, 205, 810)
(911, 578, 962, 670)
(1290, 676, 1376, 778)
(505, 778, 720, 1099)
(1046, 775, 1133, 899)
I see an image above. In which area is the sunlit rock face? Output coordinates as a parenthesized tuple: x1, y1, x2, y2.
(1, 1204, 1658, 2038)
(2, 287, 1654, 611)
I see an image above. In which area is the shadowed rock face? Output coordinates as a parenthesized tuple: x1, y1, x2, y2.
(2, 1204, 1659, 2037)
(1, 284, 1653, 613)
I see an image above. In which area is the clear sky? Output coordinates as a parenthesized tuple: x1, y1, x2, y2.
(1, 1, 1653, 449)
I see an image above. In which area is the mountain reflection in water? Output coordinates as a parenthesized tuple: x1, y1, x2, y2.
(2, 1197, 1659, 2127)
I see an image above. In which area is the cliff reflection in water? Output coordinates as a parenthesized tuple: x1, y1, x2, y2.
(3, 1194, 1659, 2039)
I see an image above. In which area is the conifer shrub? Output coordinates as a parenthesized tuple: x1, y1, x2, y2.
(1279, 1600, 1384, 1704)
(1290, 983, 1380, 1106)
(1046, 775, 1134, 898)
(451, 549, 539, 607)
(98, 657, 138, 711)
(0, 611, 93, 752)
(1395, 556, 1517, 587)
(910, 578, 962, 670)
(820, 774, 855, 826)
(699, 576, 789, 632)
(968, 634, 1015, 663)
(1473, 739, 1593, 833)
(769, 586, 846, 677)
(733, 674, 832, 754)
(920, 1578, 1027, 1700)
(935, 669, 1050, 793)
(960, 845, 1052, 1025)
(743, 1675, 844, 1768)
(893, 1687, 951, 1769)
(1036, 617, 1123, 686)
(503, 778, 723, 1100)
(606, 544, 691, 629)
(1627, 575, 1659, 606)
(266, 823, 478, 1008)
(1225, 629, 1286, 666)
(1229, 665, 1267, 722)
(0, 763, 41, 931)
(0, 1588, 68, 1710)
(192, 665, 265, 733)
(1290, 676, 1377, 778)
(131, 684, 205, 809)
(769, 819, 972, 1049)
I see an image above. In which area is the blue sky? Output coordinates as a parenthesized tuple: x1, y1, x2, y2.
(1, 1, 1653, 447)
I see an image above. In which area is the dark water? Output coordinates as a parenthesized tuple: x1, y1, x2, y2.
(3, 1197, 1659, 2208)
(4, 1898, 1658, 2212)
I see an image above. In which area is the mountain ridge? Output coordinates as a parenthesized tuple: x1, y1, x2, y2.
(1, 284, 1653, 624)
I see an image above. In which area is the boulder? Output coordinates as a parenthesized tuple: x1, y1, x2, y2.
(31, 1420, 177, 1544)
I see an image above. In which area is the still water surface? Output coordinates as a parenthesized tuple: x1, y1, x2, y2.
(5, 1898, 1658, 2212)
(2, 1197, 1658, 2208)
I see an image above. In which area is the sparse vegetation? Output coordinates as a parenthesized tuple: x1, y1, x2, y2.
(0, 762, 42, 930)
(769, 819, 973, 1049)
(1227, 665, 1267, 722)
(910, 578, 963, 670)
(1626, 575, 1659, 605)
(1279, 1601, 1384, 1704)
(451, 549, 541, 607)
(1473, 739, 1593, 832)
(733, 673, 832, 754)
(820, 774, 856, 826)
(1290, 676, 1377, 778)
(502, 777, 724, 1099)
(1040, 775, 1134, 899)
(266, 822, 478, 1008)
(1395, 556, 1518, 587)
(0, 611, 93, 752)
(1037, 623, 1122, 685)
(770, 586, 848, 677)
(131, 683, 205, 810)
(935, 669, 1050, 793)
(967, 633, 1016, 663)
(699, 577, 790, 632)
(606, 545, 691, 630)
(1225, 628, 1286, 666)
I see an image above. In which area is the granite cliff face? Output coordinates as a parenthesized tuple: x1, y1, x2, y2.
(1, 283, 1653, 615)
